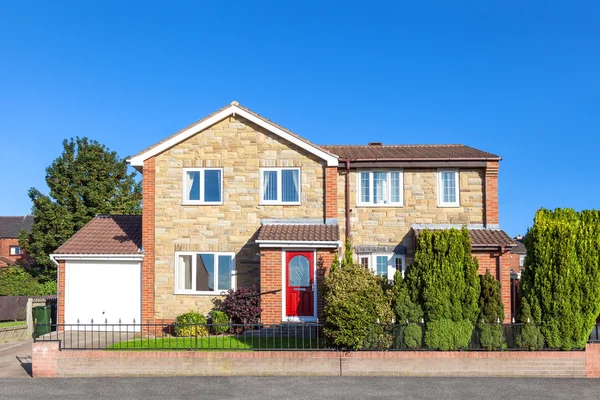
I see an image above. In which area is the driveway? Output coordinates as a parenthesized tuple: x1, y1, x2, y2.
(0, 338, 32, 378)
(0, 376, 599, 399)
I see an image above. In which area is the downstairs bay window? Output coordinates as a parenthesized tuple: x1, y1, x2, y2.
(359, 253, 405, 280)
(175, 252, 235, 294)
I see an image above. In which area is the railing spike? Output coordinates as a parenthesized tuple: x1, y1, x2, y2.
(512, 317, 515, 323)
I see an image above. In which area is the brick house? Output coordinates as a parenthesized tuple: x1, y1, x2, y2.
(0, 215, 33, 267)
(51, 101, 515, 329)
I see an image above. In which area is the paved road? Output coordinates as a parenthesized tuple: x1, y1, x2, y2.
(0, 376, 599, 399)
(0, 339, 32, 378)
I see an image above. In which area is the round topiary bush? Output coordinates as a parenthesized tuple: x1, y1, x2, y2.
(209, 310, 230, 334)
(403, 323, 422, 349)
(174, 312, 208, 337)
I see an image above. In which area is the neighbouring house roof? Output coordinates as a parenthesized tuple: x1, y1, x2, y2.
(511, 240, 526, 254)
(0, 215, 33, 238)
(53, 215, 143, 255)
(257, 224, 340, 243)
(0, 256, 16, 267)
(413, 228, 515, 249)
(320, 144, 500, 161)
(128, 101, 339, 168)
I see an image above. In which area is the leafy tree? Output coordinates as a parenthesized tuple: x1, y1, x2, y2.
(0, 266, 56, 296)
(322, 245, 393, 349)
(405, 228, 481, 350)
(519, 208, 600, 350)
(19, 137, 142, 267)
(476, 270, 505, 350)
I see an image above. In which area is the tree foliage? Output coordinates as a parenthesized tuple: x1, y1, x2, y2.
(405, 228, 480, 349)
(519, 208, 600, 349)
(322, 244, 393, 349)
(19, 137, 142, 267)
(0, 266, 56, 296)
(476, 270, 505, 350)
(392, 271, 423, 324)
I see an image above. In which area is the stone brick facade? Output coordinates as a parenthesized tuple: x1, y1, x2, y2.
(150, 115, 329, 320)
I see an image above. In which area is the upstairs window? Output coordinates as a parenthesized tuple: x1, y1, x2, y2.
(437, 169, 460, 207)
(260, 168, 301, 205)
(9, 246, 20, 256)
(175, 252, 235, 294)
(357, 170, 403, 206)
(359, 253, 405, 280)
(519, 254, 525, 267)
(183, 168, 223, 205)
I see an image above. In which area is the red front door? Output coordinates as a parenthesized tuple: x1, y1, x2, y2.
(286, 251, 314, 317)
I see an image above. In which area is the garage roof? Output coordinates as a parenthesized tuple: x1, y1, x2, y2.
(53, 215, 142, 255)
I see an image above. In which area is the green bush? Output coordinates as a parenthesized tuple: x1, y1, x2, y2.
(403, 323, 422, 349)
(322, 243, 393, 350)
(209, 310, 229, 334)
(477, 322, 504, 350)
(392, 271, 423, 324)
(514, 298, 544, 350)
(424, 319, 473, 351)
(362, 324, 393, 350)
(520, 208, 600, 350)
(174, 312, 208, 337)
(0, 266, 55, 296)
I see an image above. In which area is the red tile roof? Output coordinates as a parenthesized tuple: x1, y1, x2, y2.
(321, 144, 500, 161)
(53, 215, 142, 255)
(413, 228, 515, 248)
(257, 224, 339, 242)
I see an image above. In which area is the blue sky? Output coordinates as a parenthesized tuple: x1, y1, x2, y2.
(1, 1, 598, 237)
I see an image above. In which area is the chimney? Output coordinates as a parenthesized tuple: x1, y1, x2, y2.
(368, 142, 383, 146)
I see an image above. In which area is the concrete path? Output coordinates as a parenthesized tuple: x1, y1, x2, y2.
(0, 339, 32, 378)
(0, 376, 599, 399)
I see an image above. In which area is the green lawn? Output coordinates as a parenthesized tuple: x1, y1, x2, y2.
(108, 335, 323, 350)
(0, 321, 26, 328)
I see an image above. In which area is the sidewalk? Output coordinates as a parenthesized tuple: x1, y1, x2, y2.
(0, 339, 32, 378)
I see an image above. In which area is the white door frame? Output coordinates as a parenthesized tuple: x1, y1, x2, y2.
(281, 249, 318, 323)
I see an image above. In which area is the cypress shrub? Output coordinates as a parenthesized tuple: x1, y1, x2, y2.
(405, 228, 480, 350)
(519, 208, 600, 350)
(515, 298, 544, 350)
(322, 246, 393, 350)
(476, 270, 505, 350)
(402, 323, 423, 349)
(392, 270, 424, 348)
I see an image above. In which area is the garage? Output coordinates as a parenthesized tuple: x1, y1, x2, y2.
(51, 215, 144, 331)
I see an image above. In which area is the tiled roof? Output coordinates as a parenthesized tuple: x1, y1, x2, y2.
(413, 228, 515, 248)
(320, 144, 500, 161)
(0, 256, 16, 266)
(257, 224, 339, 242)
(511, 240, 526, 254)
(0, 215, 33, 238)
(53, 215, 142, 255)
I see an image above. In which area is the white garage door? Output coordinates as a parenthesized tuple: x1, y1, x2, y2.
(65, 260, 141, 330)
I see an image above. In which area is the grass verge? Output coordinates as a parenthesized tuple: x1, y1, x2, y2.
(108, 335, 322, 350)
(0, 321, 26, 328)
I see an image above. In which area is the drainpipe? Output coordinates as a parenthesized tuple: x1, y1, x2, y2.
(345, 159, 351, 241)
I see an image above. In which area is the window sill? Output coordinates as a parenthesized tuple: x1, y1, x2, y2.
(181, 201, 224, 206)
(174, 291, 229, 296)
(437, 203, 461, 208)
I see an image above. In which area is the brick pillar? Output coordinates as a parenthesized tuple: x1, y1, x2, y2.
(57, 260, 65, 330)
(484, 161, 499, 228)
(316, 249, 336, 320)
(142, 157, 156, 323)
(324, 167, 338, 221)
(32, 341, 59, 378)
(585, 343, 600, 378)
(500, 249, 512, 323)
(260, 248, 282, 324)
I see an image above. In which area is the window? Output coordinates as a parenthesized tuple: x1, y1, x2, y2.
(357, 170, 403, 206)
(175, 252, 235, 294)
(437, 169, 460, 207)
(519, 254, 525, 267)
(358, 253, 405, 280)
(260, 168, 300, 204)
(183, 168, 223, 205)
(9, 246, 20, 256)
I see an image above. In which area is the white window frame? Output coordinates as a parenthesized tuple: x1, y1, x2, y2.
(356, 170, 404, 207)
(437, 168, 460, 207)
(9, 246, 20, 256)
(359, 253, 405, 279)
(174, 251, 236, 295)
(519, 254, 525, 267)
(182, 168, 224, 205)
(259, 167, 301, 205)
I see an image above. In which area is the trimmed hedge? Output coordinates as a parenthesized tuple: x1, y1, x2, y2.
(424, 319, 473, 351)
(209, 310, 229, 334)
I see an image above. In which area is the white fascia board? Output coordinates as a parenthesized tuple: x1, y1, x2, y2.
(128, 106, 338, 167)
(256, 240, 341, 248)
(50, 254, 145, 262)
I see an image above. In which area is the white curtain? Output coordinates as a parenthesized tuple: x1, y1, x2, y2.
(263, 171, 270, 200)
(186, 171, 195, 200)
(178, 255, 192, 290)
(290, 169, 299, 201)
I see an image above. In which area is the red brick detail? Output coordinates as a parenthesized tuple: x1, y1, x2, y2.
(57, 260, 66, 330)
(142, 157, 156, 323)
(259, 248, 282, 324)
(32, 341, 59, 378)
(473, 249, 512, 323)
(585, 343, 600, 378)
(324, 167, 338, 220)
(484, 161, 499, 227)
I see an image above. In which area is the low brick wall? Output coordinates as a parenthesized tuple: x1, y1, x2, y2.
(0, 325, 29, 343)
(32, 341, 600, 378)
